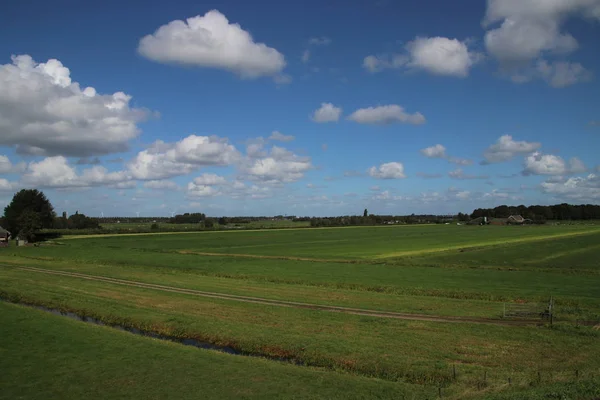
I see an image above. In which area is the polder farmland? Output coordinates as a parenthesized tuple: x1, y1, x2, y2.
(1, 224, 600, 399)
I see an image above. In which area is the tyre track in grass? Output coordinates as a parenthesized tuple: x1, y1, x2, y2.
(3, 265, 538, 327)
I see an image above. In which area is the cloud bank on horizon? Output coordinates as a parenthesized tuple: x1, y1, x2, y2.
(0, 1, 599, 216)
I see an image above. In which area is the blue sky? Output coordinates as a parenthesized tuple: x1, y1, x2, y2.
(0, 0, 599, 217)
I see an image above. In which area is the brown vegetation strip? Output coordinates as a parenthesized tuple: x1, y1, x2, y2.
(5, 265, 537, 327)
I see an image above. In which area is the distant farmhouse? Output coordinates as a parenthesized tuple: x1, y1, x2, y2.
(467, 215, 530, 226)
(507, 215, 527, 225)
(0, 226, 10, 245)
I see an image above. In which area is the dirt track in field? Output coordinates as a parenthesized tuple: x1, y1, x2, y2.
(5, 265, 538, 327)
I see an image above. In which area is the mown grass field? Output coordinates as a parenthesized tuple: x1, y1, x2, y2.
(1, 224, 600, 399)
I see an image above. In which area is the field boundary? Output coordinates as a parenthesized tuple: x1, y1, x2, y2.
(1, 265, 539, 327)
(177, 250, 355, 263)
(60, 224, 426, 239)
(376, 229, 600, 259)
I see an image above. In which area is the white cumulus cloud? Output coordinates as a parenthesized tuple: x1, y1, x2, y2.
(0, 55, 147, 157)
(128, 135, 240, 180)
(138, 10, 286, 79)
(22, 156, 130, 188)
(483, 0, 599, 86)
(420, 144, 446, 158)
(311, 103, 342, 123)
(368, 162, 406, 179)
(523, 152, 587, 175)
(0, 155, 26, 174)
(348, 105, 425, 125)
(241, 146, 313, 184)
(541, 173, 600, 201)
(482, 135, 541, 164)
(536, 60, 592, 88)
(0, 178, 18, 192)
(192, 173, 228, 186)
(420, 145, 472, 165)
(363, 36, 482, 77)
(186, 182, 222, 197)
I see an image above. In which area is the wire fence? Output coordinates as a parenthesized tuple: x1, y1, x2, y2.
(503, 297, 553, 323)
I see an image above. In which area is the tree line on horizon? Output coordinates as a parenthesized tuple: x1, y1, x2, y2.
(469, 203, 600, 223)
(3, 189, 600, 241)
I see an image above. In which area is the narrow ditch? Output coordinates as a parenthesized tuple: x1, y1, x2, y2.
(0, 298, 303, 366)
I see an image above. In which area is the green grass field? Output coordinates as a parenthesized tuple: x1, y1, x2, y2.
(1, 224, 599, 399)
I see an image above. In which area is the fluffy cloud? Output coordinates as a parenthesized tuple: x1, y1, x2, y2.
(536, 60, 592, 88)
(364, 36, 482, 77)
(421, 144, 473, 165)
(420, 144, 472, 165)
(483, 0, 599, 86)
(448, 168, 489, 180)
(541, 173, 600, 201)
(22, 156, 130, 188)
(0, 55, 147, 157)
(187, 182, 221, 197)
(128, 135, 240, 180)
(482, 135, 541, 164)
(0, 178, 18, 192)
(242, 146, 313, 184)
(348, 105, 425, 125)
(311, 103, 342, 123)
(143, 180, 179, 190)
(138, 10, 286, 79)
(192, 173, 228, 186)
(420, 144, 446, 158)
(368, 162, 406, 179)
(269, 131, 295, 142)
(522, 152, 586, 175)
(0, 155, 26, 174)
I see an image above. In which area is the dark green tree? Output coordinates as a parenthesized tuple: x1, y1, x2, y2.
(16, 209, 43, 241)
(67, 213, 100, 229)
(3, 189, 55, 237)
(363, 208, 368, 217)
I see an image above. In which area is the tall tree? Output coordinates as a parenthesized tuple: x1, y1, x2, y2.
(363, 208, 368, 217)
(3, 189, 55, 237)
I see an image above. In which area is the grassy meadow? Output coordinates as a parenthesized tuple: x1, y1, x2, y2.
(1, 224, 599, 399)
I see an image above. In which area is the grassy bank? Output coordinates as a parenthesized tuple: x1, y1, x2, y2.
(0, 301, 430, 399)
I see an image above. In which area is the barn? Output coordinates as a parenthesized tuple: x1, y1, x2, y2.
(507, 215, 526, 225)
(0, 226, 10, 244)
